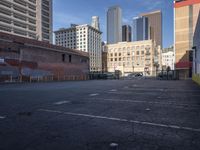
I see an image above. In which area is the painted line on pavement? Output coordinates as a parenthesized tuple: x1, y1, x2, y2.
(89, 93, 99, 97)
(109, 89, 117, 92)
(107, 91, 157, 95)
(0, 116, 6, 119)
(87, 98, 200, 110)
(54, 101, 71, 105)
(38, 109, 200, 133)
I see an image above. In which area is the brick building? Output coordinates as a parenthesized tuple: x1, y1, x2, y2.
(0, 32, 89, 82)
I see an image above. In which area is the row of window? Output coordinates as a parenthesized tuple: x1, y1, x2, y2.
(108, 46, 151, 52)
(108, 62, 146, 67)
(109, 51, 145, 57)
(109, 57, 146, 62)
(0, 0, 36, 11)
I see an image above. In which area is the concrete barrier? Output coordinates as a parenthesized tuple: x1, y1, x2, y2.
(192, 74, 200, 85)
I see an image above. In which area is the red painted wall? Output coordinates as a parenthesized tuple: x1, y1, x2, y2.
(174, 0, 200, 8)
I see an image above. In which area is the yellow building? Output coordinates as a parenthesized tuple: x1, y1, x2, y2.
(174, 0, 200, 79)
(104, 40, 162, 76)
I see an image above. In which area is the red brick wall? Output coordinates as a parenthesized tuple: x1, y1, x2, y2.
(0, 32, 89, 79)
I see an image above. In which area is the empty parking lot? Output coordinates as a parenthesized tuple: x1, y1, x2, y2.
(0, 79, 200, 150)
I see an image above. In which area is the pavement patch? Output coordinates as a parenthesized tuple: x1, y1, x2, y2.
(123, 86, 129, 89)
(18, 112, 32, 117)
(38, 109, 200, 133)
(54, 101, 70, 105)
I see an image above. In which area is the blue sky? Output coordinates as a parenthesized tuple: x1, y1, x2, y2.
(53, 0, 174, 48)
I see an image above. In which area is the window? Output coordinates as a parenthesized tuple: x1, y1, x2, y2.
(62, 54, 65, 62)
(69, 55, 72, 63)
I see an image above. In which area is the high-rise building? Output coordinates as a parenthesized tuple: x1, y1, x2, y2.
(132, 16, 149, 42)
(107, 6, 122, 44)
(91, 16, 100, 31)
(0, 0, 53, 43)
(36, 0, 53, 43)
(122, 25, 132, 42)
(174, 0, 200, 78)
(141, 10, 162, 47)
(55, 24, 102, 72)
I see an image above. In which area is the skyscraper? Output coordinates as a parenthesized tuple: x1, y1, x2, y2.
(91, 16, 100, 31)
(132, 16, 149, 42)
(174, 0, 200, 78)
(0, 0, 53, 43)
(122, 25, 132, 42)
(107, 6, 122, 44)
(140, 10, 162, 47)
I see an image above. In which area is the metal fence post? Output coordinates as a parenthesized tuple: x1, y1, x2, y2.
(20, 75, 22, 82)
(10, 75, 13, 82)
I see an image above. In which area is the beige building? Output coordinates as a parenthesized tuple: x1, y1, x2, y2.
(174, 0, 200, 78)
(141, 10, 162, 48)
(0, 0, 53, 43)
(104, 40, 162, 76)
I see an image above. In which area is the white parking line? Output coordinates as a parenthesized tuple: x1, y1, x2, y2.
(88, 98, 199, 110)
(107, 91, 156, 95)
(0, 116, 6, 119)
(38, 109, 200, 133)
(54, 101, 71, 105)
(89, 93, 99, 97)
(109, 89, 117, 92)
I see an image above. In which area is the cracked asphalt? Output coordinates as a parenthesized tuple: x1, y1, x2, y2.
(0, 79, 200, 150)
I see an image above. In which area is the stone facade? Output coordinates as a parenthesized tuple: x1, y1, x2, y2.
(104, 40, 162, 76)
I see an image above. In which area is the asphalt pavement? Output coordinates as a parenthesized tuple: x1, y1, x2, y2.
(0, 79, 200, 150)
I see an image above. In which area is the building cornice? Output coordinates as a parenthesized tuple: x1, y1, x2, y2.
(174, 0, 200, 8)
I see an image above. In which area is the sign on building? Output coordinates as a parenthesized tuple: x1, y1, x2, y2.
(0, 58, 5, 63)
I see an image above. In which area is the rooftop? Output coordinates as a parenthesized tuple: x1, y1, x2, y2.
(0, 32, 89, 58)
